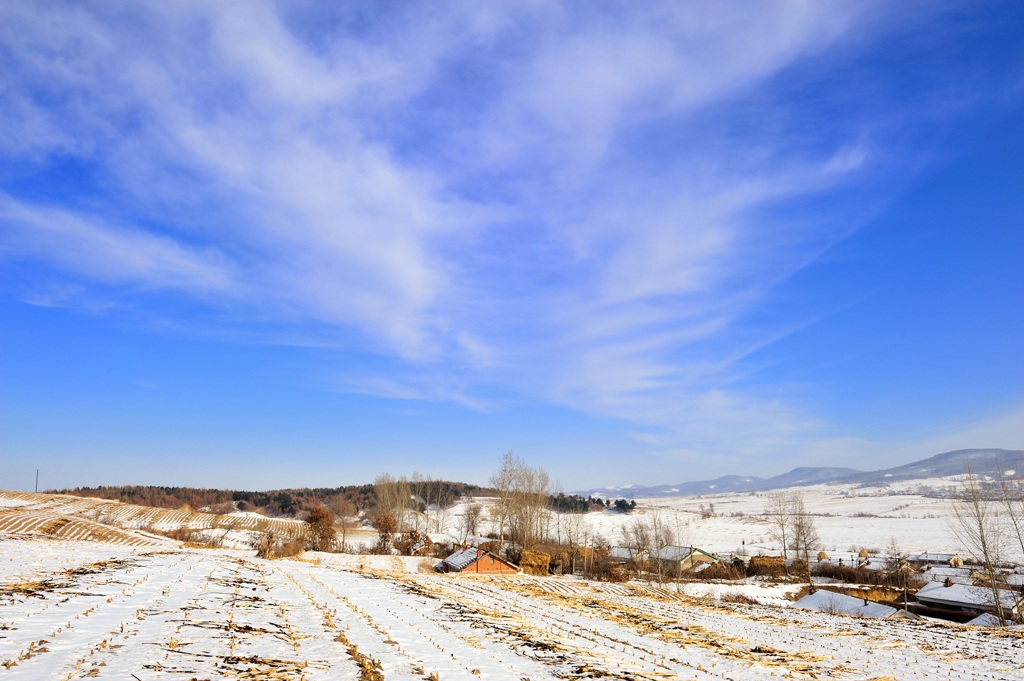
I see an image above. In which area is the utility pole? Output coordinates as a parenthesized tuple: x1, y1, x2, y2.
(35, 469, 39, 494)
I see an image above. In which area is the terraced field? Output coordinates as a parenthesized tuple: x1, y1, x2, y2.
(0, 513, 159, 547)
(1, 537, 1022, 681)
(0, 491, 305, 548)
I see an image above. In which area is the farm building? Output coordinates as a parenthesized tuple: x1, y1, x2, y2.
(908, 552, 961, 566)
(794, 590, 921, 620)
(915, 581, 1020, 617)
(440, 546, 518, 575)
(608, 546, 641, 563)
(920, 566, 974, 585)
(655, 546, 722, 571)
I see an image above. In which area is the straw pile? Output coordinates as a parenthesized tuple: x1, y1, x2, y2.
(519, 550, 551, 576)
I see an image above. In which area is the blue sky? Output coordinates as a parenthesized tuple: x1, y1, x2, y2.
(2, 2, 1023, 492)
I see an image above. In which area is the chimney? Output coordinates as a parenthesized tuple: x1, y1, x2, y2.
(944, 577, 952, 587)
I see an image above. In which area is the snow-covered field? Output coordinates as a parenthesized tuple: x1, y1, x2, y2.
(445, 478, 971, 560)
(0, 478, 974, 561)
(2, 537, 1022, 681)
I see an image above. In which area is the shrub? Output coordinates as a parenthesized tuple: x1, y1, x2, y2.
(305, 506, 337, 552)
(253, 530, 305, 559)
(394, 529, 429, 556)
(373, 512, 397, 554)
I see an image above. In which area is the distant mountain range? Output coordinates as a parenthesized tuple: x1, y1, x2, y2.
(575, 448, 1024, 499)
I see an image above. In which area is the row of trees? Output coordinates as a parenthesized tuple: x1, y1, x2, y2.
(371, 472, 464, 535)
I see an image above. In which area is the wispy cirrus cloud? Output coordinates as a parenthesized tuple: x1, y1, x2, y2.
(0, 1, 980, 464)
(0, 194, 235, 293)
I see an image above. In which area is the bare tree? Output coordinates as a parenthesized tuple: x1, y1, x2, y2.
(429, 478, 454, 534)
(457, 502, 482, 544)
(374, 473, 413, 532)
(489, 451, 521, 550)
(329, 498, 358, 553)
(489, 452, 551, 553)
(508, 464, 551, 550)
(764, 491, 799, 559)
(949, 456, 1008, 624)
(623, 515, 653, 579)
(786, 494, 820, 562)
(994, 454, 1024, 564)
(883, 536, 905, 573)
(646, 510, 676, 585)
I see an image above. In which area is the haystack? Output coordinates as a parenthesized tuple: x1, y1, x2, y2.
(858, 549, 870, 559)
(748, 555, 786, 577)
(750, 555, 785, 569)
(519, 550, 551, 576)
(817, 551, 830, 561)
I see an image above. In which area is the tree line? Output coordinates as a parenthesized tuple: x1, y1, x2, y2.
(58, 481, 490, 519)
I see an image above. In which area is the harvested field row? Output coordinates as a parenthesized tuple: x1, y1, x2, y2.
(0, 491, 306, 545)
(0, 512, 161, 547)
(3, 537, 1023, 680)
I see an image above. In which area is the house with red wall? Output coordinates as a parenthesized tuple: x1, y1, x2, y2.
(440, 546, 518, 575)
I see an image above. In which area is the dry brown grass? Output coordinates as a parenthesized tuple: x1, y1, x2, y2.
(519, 550, 551, 576)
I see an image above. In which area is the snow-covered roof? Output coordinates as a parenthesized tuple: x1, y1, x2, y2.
(857, 560, 890, 571)
(443, 547, 484, 571)
(793, 590, 897, 619)
(608, 546, 638, 560)
(653, 546, 720, 562)
(916, 582, 1019, 610)
(923, 566, 972, 577)
(908, 552, 957, 563)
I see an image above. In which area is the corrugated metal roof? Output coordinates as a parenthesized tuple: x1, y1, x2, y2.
(442, 547, 483, 571)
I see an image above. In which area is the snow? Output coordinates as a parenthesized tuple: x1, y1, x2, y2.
(793, 589, 897, 618)
(4, 536, 1024, 680)
(447, 478, 977, 562)
(917, 581, 1020, 609)
(967, 612, 1024, 627)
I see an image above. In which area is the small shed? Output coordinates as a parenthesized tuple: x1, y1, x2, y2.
(440, 546, 518, 575)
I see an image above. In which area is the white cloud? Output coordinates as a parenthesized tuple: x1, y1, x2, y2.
(0, 0, 968, 464)
(0, 194, 235, 293)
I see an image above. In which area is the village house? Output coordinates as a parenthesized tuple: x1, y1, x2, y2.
(439, 546, 518, 575)
(794, 589, 922, 620)
(915, 581, 1020, 618)
(655, 546, 723, 572)
(908, 552, 963, 566)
